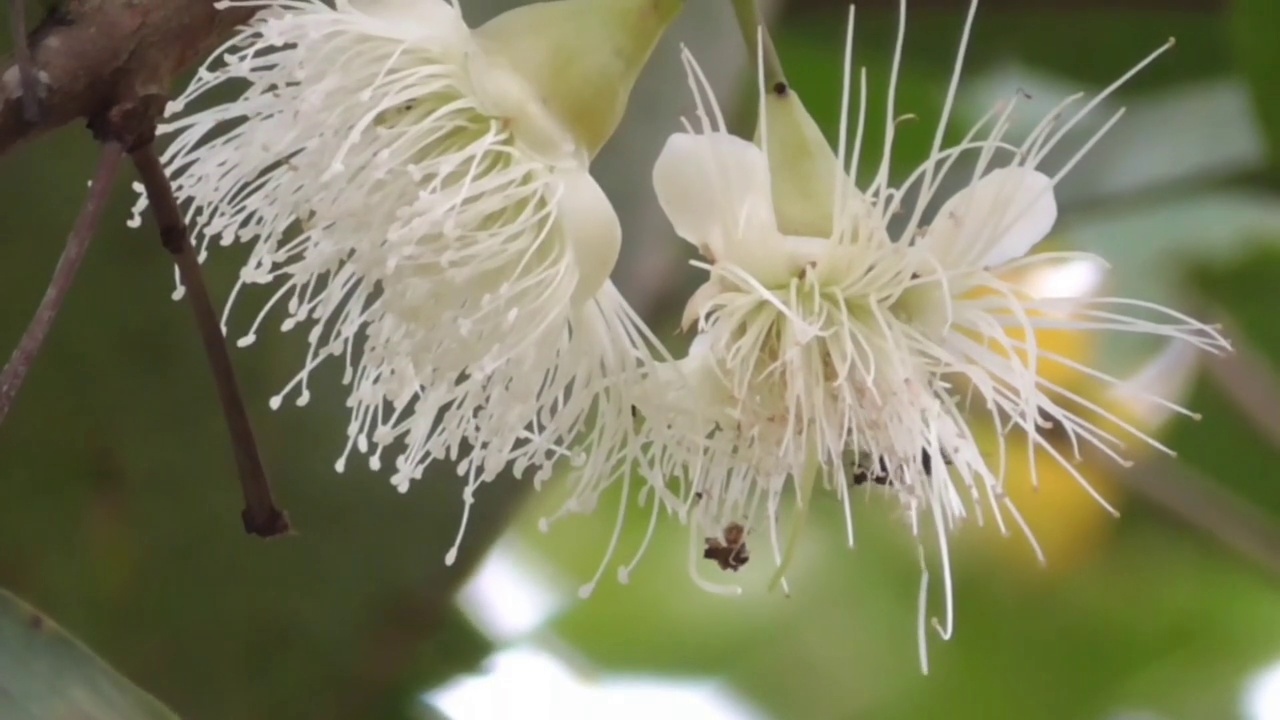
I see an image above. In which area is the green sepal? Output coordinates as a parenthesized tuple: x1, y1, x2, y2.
(476, 0, 684, 158)
(754, 86, 840, 238)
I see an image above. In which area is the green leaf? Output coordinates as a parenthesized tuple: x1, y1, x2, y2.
(1174, 245, 1280, 515)
(0, 590, 178, 720)
(1232, 0, 1280, 168)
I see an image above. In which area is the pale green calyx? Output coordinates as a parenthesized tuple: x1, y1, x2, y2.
(754, 85, 839, 238)
(474, 0, 684, 158)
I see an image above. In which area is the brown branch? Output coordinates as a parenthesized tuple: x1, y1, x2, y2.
(0, 143, 124, 426)
(131, 141, 290, 538)
(0, 0, 255, 157)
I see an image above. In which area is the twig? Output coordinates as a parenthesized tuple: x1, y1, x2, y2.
(130, 142, 290, 538)
(9, 0, 40, 122)
(0, 143, 123, 426)
(1120, 454, 1280, 580)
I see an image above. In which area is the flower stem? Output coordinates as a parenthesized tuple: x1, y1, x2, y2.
(729, 0, 787, 90)
(130, 142, 291, 539)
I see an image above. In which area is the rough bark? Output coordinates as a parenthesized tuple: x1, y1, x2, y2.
(0, 0, 254, 156)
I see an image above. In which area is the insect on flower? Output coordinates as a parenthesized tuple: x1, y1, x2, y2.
(704, 521, 751, 572)
(849, 450, 890, 484)
(848, 449, 952, 486)
(643, 0, 1230, 670)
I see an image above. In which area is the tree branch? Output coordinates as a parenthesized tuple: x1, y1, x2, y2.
(0, 143, 123, 426)
(1121, 454, 1280, 580)
(131, 142, 290, 538)
(1205, 312, 1280, 452)
(0, 0, 255, 157)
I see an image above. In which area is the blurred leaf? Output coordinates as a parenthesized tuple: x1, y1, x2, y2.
(779, 7, 1231, 95)
(1071, 79, 1267, 201)
(1059, 190, 1280, 371)
(1232, 0, 1280, 168)
(1171, 246, 1280, 516)
(960, 69, 1267, 207)
(0, 589, 178, 720)
(774, 5, 1232, 177)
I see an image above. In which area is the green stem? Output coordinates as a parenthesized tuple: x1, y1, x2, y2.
(729, 0, 787, 90)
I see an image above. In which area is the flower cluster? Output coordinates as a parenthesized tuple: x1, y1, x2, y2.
(145, 0, 1229, 661)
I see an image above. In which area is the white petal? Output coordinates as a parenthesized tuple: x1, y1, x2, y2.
(653, 132, 790, 280)
(924, 167, 1057, 269)
(687, 331, 713, 358)
(556, 168, 621, 303)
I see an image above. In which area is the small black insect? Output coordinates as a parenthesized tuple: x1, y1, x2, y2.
(703, 522, 749, 572)
(851, 455, 892, 486)
(921, 447, 955, 475)
(850, 448, 953, 487)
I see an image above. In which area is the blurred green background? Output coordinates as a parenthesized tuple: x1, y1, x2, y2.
(2, 0, 1280, 718)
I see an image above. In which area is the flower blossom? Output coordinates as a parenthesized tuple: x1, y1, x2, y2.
(646, 2, 1229, 664)
(136, 0, 683, 562)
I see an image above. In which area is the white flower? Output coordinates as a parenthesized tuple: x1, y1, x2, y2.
(137, 0, 683, 562)
(648, 5, 1230, 662)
